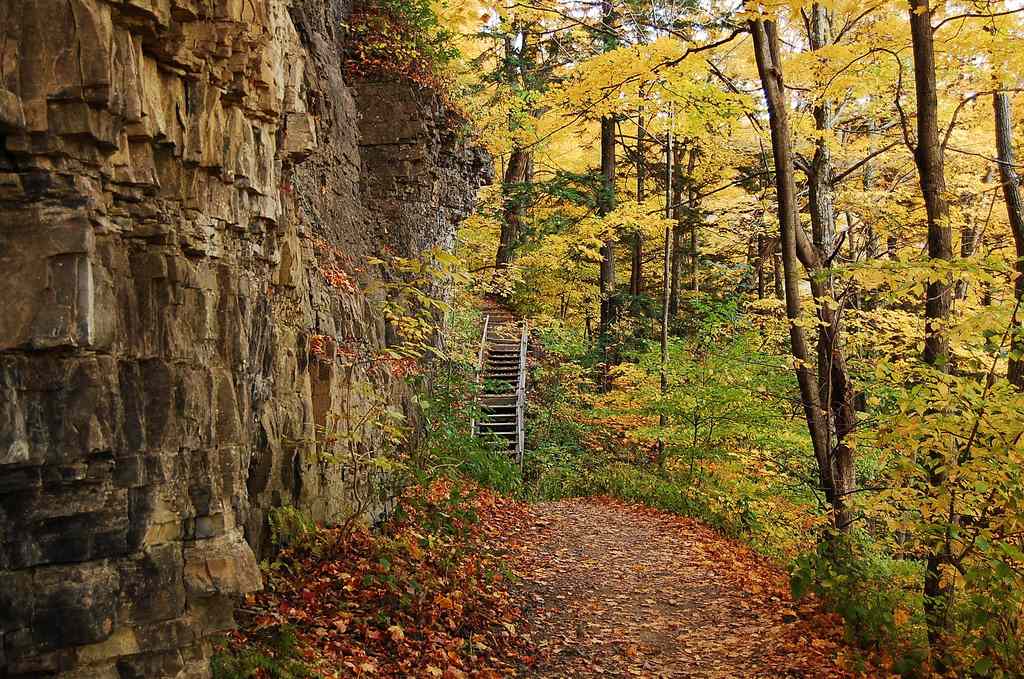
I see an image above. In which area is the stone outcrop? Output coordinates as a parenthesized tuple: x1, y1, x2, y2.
(0, 1, 489, 676)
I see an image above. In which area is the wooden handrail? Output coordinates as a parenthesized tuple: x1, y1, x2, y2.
(515, 320, 528, 465)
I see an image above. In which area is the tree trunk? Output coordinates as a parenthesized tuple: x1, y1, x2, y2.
(496, 148, 530, 268)
(668, 140, 684, 316)
(659, 121, 674, 464)
(495, 27, 532, 271)
(686, 145, 700, 292)
(749, 15, 837, 524)
(631, 107, 646, 299)
(599, 114, 618, 336)
(995, 92, 1024, 388)
(910, 1, 954, 371)
(806, 2, 855, 531)
(908, 0, 955, 661)
(598, 0, 617, 338)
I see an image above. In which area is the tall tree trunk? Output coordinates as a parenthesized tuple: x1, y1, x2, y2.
(631, 107, 646, 299)
(495, 26, 532, 271)
(598, 0, 617, 338)
(659, 121, 674, 464)
(686, 145, 700, 292)
(496, 148, 530, 268)
(910, 1, 954, 371)
(749, 15, 837, 525)
(599, 114, 618, 336)
(995, 92, 1024, 388)
(806, 2, 855, 531)
(908, 0, 955, 660)
(668, 141, 684, 316)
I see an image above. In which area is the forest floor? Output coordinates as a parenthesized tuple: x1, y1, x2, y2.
(223, 484, 879, 678)
(509, 497, 876, 678)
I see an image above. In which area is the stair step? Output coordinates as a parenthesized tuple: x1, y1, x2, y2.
(475, 309, 529, 450)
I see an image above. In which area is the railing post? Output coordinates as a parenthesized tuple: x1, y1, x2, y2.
(515, 320, 528, 465)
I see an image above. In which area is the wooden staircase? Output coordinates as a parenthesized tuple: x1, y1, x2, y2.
(473, 309, 528, 464)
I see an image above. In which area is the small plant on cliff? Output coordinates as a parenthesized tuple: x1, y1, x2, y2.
(343, 0, 459, 89)
(211, 625, 314, 679)
(268, 506, 318, 551)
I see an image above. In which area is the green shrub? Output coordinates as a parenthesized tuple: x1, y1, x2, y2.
(455, 445, 522, 496)
(211, 626, 315, 679)
(790, 534, 928, 674)
(267, 506, 317, 550)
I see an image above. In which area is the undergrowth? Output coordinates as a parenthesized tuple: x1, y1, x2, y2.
(213, 480, 530, 678)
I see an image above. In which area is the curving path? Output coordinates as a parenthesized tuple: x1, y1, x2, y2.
(511, 498, 876, 678)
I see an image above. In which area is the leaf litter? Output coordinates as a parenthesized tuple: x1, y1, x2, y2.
(509, 497, 885, 678)
(224, 486, 884, 678)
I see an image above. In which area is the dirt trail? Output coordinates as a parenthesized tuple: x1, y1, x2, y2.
(511, 498, 873, 678)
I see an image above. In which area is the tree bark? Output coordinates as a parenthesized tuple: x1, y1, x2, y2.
(686, 145, 700, 292)
(496, 147, 531, 268)
(599, 114, 618, 336)
(598, 0, 617, 338)
(805, 2, 855, 531)
(910, 0, 954, 371)
(995, 92, 1024, 388)
(908, 0, 954, 660)
(749, 15, 837, 526)
(659, 121, 674, 464)
(668, 140, 684, 317)
(495, 26, 533, 271)
(631, 106, 646, 299)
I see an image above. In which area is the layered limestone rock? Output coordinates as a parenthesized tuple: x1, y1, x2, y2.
(0, 1, 489, 676)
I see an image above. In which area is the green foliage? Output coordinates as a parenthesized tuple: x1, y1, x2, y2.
(267, 506, 318, 551)
(791, 534, 928, 674)
(211, 627, 314, 679)
(861, 367, 1024, 675)
(455, 446, 523, 496)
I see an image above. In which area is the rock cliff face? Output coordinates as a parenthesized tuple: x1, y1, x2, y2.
(0, 1, 489, 677)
